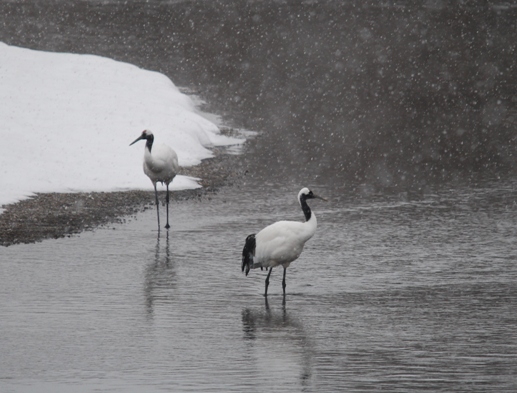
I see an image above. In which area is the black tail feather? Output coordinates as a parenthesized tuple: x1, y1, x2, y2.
(242, 234, 256, 276)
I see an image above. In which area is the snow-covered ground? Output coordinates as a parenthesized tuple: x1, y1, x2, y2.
(0, 42, 246, 211)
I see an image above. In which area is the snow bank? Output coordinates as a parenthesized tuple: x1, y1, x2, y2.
(0, 42, 244, 210)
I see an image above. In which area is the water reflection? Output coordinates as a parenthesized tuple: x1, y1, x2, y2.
(242, 298, 313, 390)
(144, 231, 176, 317)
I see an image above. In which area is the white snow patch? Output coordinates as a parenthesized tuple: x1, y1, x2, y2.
(0, 43, 247, 211)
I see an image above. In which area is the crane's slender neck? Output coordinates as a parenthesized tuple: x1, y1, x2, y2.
(299, 194, 317, 243)
(299, 195, 312, 222)
(145, 134, 154, 153)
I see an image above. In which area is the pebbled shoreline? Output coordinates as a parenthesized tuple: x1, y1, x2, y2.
(0, 152, 244, 247)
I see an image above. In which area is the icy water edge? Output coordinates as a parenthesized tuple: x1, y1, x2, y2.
(1, 179, 517, 392)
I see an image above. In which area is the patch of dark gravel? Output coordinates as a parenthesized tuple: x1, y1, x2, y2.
(0, 152, 245, 247)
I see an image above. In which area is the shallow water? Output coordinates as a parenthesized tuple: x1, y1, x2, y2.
(1, 179, 517, 392)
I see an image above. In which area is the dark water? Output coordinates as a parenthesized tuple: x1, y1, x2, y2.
(1, 180, 517, 392)
(1, 1, 517, 391)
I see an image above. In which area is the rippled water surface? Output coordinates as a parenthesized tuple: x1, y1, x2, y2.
(1, 180, 517, 392)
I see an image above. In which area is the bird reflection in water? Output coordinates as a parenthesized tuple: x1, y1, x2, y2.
(242, 297, 313, 388)
(144, 231, 176, 318)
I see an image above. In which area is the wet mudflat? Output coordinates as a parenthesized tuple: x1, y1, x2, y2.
(1, 179, 517, 392)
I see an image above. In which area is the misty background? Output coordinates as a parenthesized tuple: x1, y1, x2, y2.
(1, 0, 516, 190)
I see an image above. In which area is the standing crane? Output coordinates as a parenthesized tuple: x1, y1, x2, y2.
(242, 187, 326, 296)
(130, 130, 179, 230)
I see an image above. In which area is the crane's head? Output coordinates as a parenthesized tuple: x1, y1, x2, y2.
(129, 129, 154, 146)
(298, 187, 327, 203)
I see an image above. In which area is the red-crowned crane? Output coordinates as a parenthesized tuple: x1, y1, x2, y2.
(242, 187, 326, 296)
(130, 130, 179, 230)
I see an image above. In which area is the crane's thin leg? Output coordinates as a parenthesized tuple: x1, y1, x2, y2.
(165, 183, 170, 230)
(154, 183, 160, 230)
(282, 267, 287, 295)
(264, 268, 273, 297)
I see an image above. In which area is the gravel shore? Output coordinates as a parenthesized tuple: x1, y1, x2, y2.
(0, 151, 244, 247)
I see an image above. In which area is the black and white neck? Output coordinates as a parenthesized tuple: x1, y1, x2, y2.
(299, 193, 313, 221)
(145, 133, 154, 153)
(297, 187, 319, 222)
(296, 187, 319, 242)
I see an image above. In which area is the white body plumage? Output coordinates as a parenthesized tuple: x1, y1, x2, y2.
(253, 214, 317, 270)
(143, 142, 178, 186)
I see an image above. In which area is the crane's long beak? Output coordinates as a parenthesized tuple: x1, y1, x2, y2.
(129, 135, 144, 146)
(313, 193, 328, 202)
